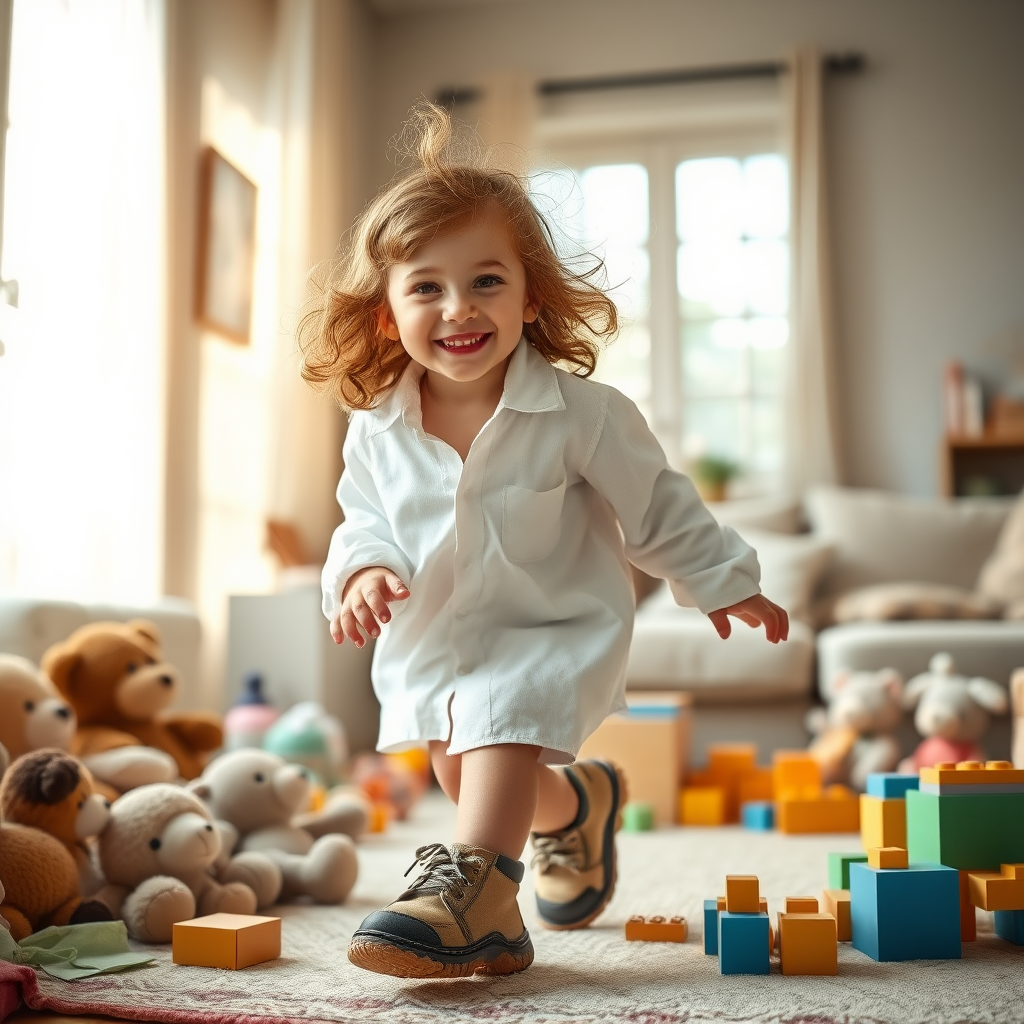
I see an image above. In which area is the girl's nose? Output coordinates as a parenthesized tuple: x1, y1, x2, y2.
(442, 291, 477, 322)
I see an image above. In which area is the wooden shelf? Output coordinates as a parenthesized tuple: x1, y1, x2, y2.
(942, 432, 1024, 496)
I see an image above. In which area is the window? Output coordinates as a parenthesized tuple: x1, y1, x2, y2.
(535, 132, 789, 495)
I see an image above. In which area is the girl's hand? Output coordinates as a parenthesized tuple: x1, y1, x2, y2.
(708, 594, 789, 645)
(331, 567, 410, 647)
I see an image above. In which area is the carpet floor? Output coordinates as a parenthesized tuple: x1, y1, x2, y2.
(4, 789, 1024, 1024)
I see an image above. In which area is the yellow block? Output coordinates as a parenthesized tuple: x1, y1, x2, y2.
(860, 794, 907, 851)
(624, 915, 687, 942)
(776, 786, 859, 834)
(725, 875, 760, 913)
(822, 889, 852, 941)
(785, 896, 819, 913)
(968, 864, 1024, 911)
(868, 846, 909, 869)
(173, 914, 281, 970)
(778, 913, 838, 975)
(680, 786, 725, 826)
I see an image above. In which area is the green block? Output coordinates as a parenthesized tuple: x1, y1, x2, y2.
(622, 801, 655, 832)
(906, 789, 1024, 870)
(828, 851, 868, 890)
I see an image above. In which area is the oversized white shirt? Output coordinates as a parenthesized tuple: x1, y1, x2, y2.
(322, 338, 761, 763)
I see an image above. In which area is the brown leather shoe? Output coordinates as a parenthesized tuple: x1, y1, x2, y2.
(530, 760, 627, 929)
(348, 842, 534, 978)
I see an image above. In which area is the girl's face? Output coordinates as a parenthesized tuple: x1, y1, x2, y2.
(381, 206, 539, 386)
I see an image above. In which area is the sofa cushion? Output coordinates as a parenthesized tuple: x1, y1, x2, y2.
(978, 489, 1024, 606)
(706, 494, 804, 535)
(805, 486, 1012, 599)
(833, 582, 1003, 623)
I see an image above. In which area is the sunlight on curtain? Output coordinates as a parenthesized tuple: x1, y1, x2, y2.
(0, 0, 166, 601)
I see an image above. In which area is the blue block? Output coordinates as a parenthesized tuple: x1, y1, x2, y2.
(703, 899, 719, 954)
(718, 911, 770, 974)
(741, 801, 774, 830)
(850, 862, 961, 961)
(866, 773, 920, 799)
(994, 910, 1024, 945)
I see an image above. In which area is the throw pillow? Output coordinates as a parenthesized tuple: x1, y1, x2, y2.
(832, 582, 1003, 624)
(977, 488, 1024, 606)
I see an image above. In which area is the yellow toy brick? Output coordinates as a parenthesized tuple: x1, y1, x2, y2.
(624, 915, 688, 942)
(173, 913, 281, 970)
(967, 863, 1024, 911)
(868, 846, 909, 869)
(860, 793, 907, 851)
(772, 750, 822, 799)
(785, 896, 819, 913)
(822, 889, 851, 941)
(680, 786, 725, 826)
(725, 875, 760, 913)
(776, 785, 859, 834)
(778, 913, 838, 975)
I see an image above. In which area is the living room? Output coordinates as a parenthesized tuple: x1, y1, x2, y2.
(1, 1, 1023, 1021)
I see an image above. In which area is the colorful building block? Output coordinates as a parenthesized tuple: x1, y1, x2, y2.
(680, 786, 726, 826)
(860, 794, 907, 851)
(868, 846, 909, 869)
(725, 875, 760, 913)
(625, 915, 687, 942)
(785, 897, 819, 913)
(172, 914, 281, 970)
(777, 786, 860, 834)
(967, 863, 1024, 911)
(822, 889, 851, 941)
(778, 913, 838, 975)
(737, 767, 774, 805)
(994, 909, 1024, 944)
(866, 773, 920, 799)
(718, 911, 771, 974)
(621, 801, 655, 832)
(741, 801, 774, 830)
(703, 899, 719, 954)
(716, 895, 767, 913)
(958, 870, 977, 941)
(827, 852, 868, 890)
(849, 862, 961, 961)
(707, 744, 757, 821)
(772, 751, 822, 799)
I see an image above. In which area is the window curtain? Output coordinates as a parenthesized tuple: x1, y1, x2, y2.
(783, 46, 843, 492)
(0, 0, 166, 601)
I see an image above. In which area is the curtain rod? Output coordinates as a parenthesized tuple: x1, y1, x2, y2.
(437, 53, 864, 108)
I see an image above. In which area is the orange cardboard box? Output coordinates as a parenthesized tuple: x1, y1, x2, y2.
(173, 913, 281, 970)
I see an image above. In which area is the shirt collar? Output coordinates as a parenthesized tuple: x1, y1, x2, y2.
(363, 336, 565, 434)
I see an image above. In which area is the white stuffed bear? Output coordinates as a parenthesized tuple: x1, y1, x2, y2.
(189, 749, 358, 904)
(807, 668, 904, 791)
(898, 652, 1009, 772)
(94, 783, 282, 942)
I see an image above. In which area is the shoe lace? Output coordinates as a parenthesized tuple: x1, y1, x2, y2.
(401, 842, 484, 901)
(530, 830, 584, 873)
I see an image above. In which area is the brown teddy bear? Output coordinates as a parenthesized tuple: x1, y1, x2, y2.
(0, 741, 112, 941)
(42, 620, 223, 781)
(0, 748, 112, 895)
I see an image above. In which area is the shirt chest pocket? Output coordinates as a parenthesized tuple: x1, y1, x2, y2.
(501, 479, 567, 563)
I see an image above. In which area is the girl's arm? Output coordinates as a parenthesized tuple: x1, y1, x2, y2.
(580, 386, 787, 642)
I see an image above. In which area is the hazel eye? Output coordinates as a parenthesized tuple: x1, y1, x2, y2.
(413, 282, 440, 295)
(475, 275, 502, 288)
(24, 700, 34, 712)
(149, 838, 161, 851)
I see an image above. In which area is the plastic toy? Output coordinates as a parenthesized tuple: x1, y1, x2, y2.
(687, 744, 774, 824)
(776, 784, 859, 834)
(772, 750, 821, 798)
(827, 852, 867, 891)
(621, 801, 655, 832)
(262, 701, 347, 788)
(740, 801, 773, 830)
(778, 912, 838, 975)
(679, 786, 725, 826)
(223, 673, 279, 752)
(866, 773, 919, 799)
(860, 794, 907, 851)
(172, 912, 281, 969)
(784, 897, 819, 913)
(994, 909, 1024, 944)
(718, 911, 770, 975)
(725, 875, 759, 913)
(898, 653, 1009, 772)
(966, 862, 1024, 910)
(822, 888, 851, 941)
(958, 870, 977, 941)
(867, 846, 908, 869)
(624, 915, 687, 942)
(702, 899, 719, 954)
(351, 751, 429, 822)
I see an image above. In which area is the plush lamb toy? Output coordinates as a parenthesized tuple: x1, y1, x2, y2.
(807, 667, 905, 791)
(898, 652, 1009, 772)
(94, 783, 282, 942)
(189, 749, 358, 904)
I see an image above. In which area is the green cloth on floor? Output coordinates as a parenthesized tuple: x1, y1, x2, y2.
(0, 920, 154, 980)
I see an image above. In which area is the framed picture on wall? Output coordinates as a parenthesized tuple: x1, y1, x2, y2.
(195, 147, 257, 344)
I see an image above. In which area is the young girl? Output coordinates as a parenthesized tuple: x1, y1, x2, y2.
(300, 105, 788, 980)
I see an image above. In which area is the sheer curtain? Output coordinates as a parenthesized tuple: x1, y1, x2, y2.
(0, 0, 166, 601)
(784, 45, 843, 491)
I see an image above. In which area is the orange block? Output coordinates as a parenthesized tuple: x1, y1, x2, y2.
(624, 915, 688, 942)
(173, 914, 281, 970)
(737, 767, 774, 805)
(707, 743, 760, 822)
(920, 761, 1024, 786)
(778, 913, 838, 975)
(868, 846, 909, 870)
(725, 875, 760, 913)
(822, 889, 851, 941)
(772, 751, 822, 800)
(680, 786, 725, 826)
(716, 894, 768, 913)
(785, 896, 819, 913)
(959, 870, 977, 942)
(967, 864, 1024, 911)
(776, 786, 859, 834)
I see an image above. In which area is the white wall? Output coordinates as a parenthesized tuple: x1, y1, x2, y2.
(365, 0, 1024, 496)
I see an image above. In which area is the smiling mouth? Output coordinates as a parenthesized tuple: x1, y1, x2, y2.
(434, 332, 490, 353)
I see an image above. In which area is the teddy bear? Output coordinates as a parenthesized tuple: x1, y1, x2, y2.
(806, 667, 905, 791)
(0, 748, 112, 896)
(0, 652, 178, 800)
(0, 741, 113, 941)
(41, 620, 223, 781)
(898, 652, 1009, 772)
(189, 749, 358, 904)
(93, 783, 282, 942)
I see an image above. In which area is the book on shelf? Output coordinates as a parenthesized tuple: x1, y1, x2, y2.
(943, 360, 983, 438)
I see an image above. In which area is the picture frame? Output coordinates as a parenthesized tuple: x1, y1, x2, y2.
(195, 146, 258, 344)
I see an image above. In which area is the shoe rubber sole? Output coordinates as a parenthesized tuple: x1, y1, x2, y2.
(348, 931, 534, 979)
(538, 762, 628, 931)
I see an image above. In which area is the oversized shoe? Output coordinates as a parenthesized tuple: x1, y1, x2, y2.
(348, 842, 534, 978)
(530, 759, 627, 930)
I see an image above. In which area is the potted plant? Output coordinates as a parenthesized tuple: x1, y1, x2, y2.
(690, 454, 739, 503)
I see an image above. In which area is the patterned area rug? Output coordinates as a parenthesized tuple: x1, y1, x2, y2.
(4, 789, 1024, 1024)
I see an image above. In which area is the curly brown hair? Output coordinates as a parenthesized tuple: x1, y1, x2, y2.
(298, 103, 619, 411)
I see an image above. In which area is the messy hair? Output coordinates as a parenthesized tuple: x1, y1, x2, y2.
(298, 103, 619, 410)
